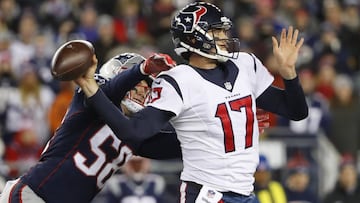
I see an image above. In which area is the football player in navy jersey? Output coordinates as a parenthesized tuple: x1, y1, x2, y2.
(74, 2, 309, 203)
(0, 52, 181, 203)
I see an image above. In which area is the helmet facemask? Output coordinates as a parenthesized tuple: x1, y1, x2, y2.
(97, 52, 151, 114)
(121, 81, 151, 114)
(201, 23, 240, 62)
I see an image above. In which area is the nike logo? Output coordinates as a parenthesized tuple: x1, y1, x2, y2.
(154, 80, 161, 85)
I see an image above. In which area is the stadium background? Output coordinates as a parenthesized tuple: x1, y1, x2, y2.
(0, 0, 359, 202)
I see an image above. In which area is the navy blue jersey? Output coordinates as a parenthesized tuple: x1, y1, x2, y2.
(18, 65, 181, 203)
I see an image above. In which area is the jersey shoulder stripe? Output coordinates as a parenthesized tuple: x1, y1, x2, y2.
(157, 74, 183, 100)
(248, 53, 257, 72)
(231, 52, 258, 72)
(156, 64, 194, 99)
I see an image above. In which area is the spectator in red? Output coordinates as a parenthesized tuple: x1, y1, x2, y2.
(113, 0, 149, 46)
(3, 128, 43, 179)
(315, 62, 337, 101)
(147, 0, 177, 39)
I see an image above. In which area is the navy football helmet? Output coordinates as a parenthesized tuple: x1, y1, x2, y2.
(170, 2, 240, 62)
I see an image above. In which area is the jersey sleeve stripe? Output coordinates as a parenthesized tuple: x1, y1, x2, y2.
(249, 53, 257, 72)
(158, 75, 183, 101)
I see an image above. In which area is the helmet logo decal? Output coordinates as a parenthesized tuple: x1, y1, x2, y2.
(175, 6, 207, 33)
(193, 6, 207, 24)
(114, 54, 134, 64)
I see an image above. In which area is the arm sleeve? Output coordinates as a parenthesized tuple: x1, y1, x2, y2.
(136, 125, 182, 160)
(256, 76, 308, 121)
(101, 64, 147, 103)
(87, 89, 175, 141)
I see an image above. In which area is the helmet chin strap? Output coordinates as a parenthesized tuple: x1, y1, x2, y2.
(121, 98, 144, 113)
(178, 41, 229, 62)
(216, 45, 233, 62)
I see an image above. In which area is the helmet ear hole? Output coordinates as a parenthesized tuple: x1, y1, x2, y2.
(189, 37, 197, 45)
(181, 52, 191, 61)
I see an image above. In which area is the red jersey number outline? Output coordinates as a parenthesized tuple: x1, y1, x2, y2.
(215, 95, 254, 153)
(148, 87, 254, 153)
(148, 87, 162, 104)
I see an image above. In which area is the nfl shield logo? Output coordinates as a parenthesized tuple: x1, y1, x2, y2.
(224, 82, 232, 90)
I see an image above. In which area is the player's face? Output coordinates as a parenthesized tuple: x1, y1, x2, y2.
(129, 80, 150, 105)
(208, 28, 231, 52)
(121, 80, 151, 115)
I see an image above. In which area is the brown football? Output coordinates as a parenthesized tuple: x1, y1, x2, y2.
(51, 40, 95, 81)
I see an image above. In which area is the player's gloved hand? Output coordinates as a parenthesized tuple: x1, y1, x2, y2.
(140, 53, 176, 75)
(256, 108, 270, 134)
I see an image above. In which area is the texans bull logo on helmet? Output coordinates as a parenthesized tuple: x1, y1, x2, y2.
(174, 5, 207, 33)
(170, 2, 240, 62)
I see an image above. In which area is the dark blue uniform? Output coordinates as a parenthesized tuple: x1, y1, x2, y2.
(13, 65, 180, 203)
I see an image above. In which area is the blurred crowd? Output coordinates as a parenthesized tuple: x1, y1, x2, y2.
(0, 0, 359, 202)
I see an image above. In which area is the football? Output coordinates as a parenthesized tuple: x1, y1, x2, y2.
(51, 40, 95, 81)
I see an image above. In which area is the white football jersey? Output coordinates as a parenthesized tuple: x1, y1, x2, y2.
(147, 53, 274, 195)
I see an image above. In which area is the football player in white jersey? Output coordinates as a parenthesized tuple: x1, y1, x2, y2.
(74, 2, 308, 203)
